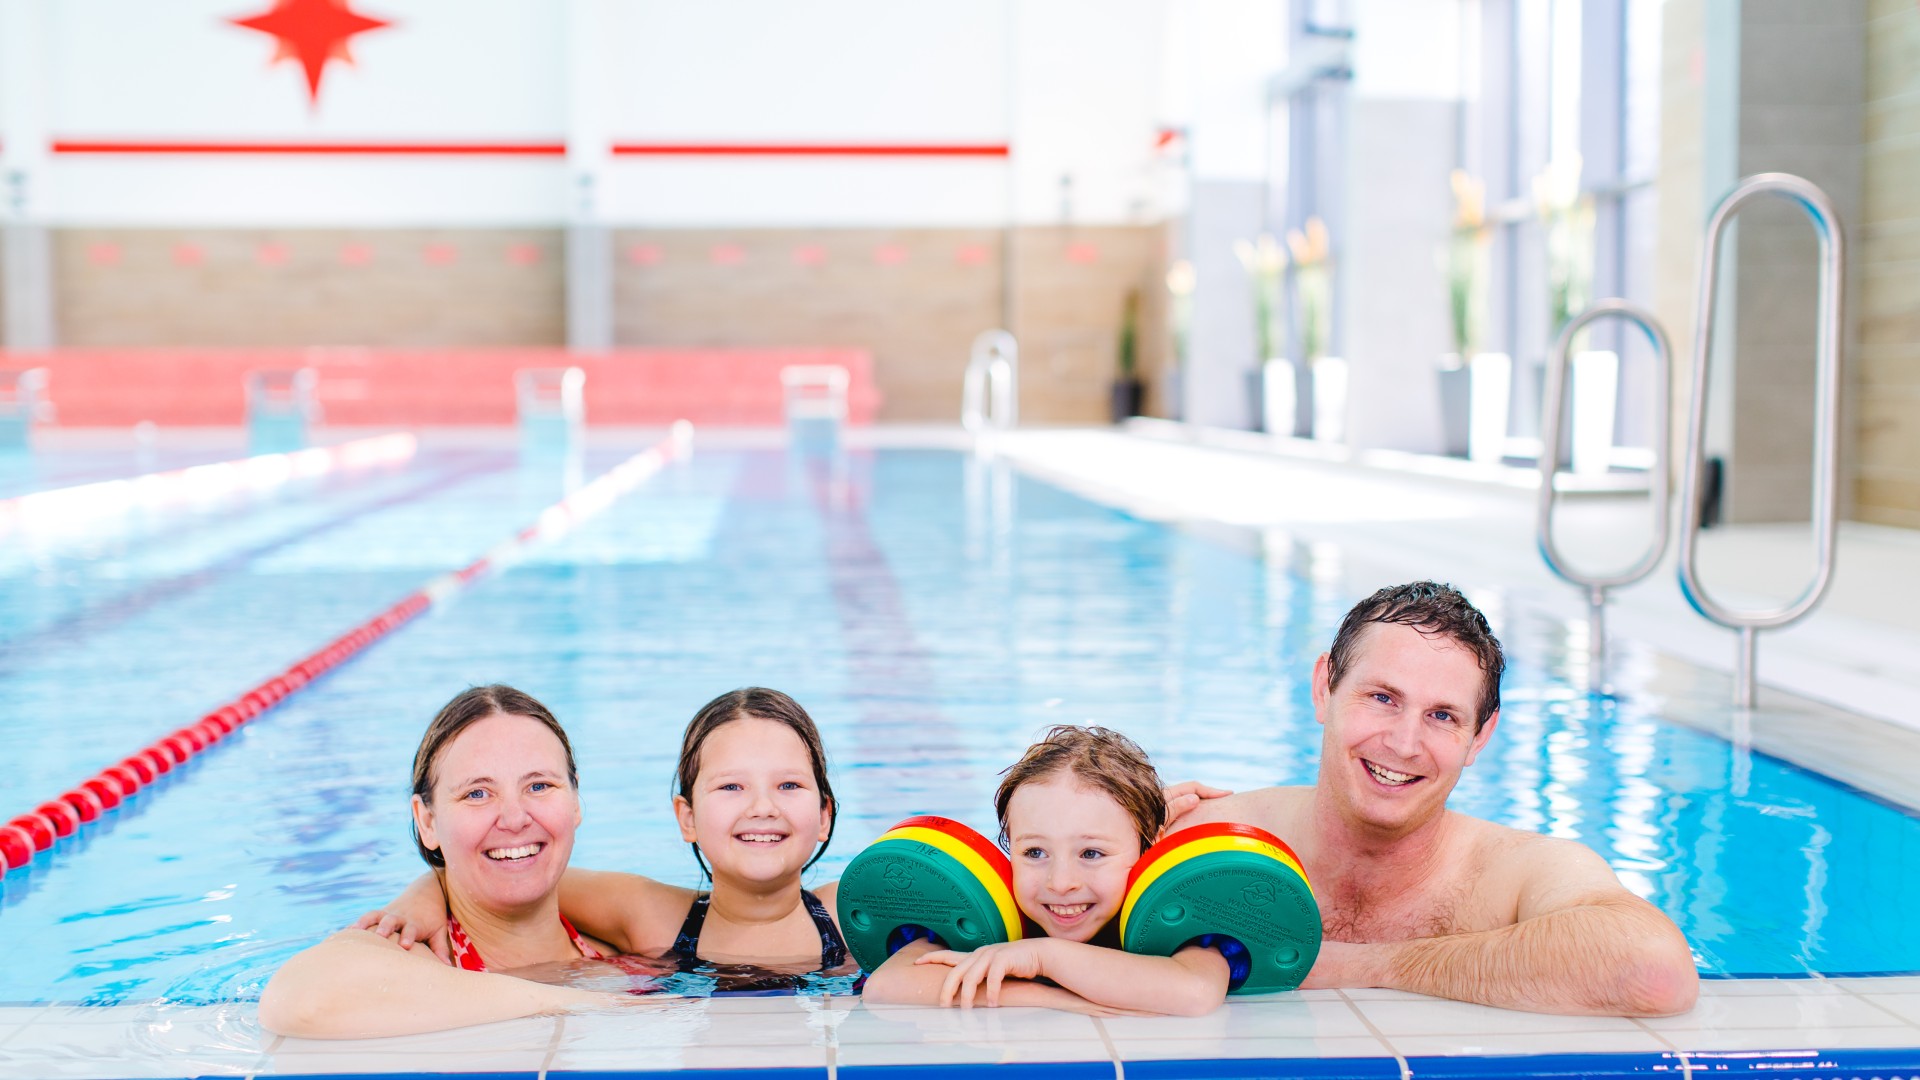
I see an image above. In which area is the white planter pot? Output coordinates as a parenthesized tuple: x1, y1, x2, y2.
(1261, 358, 1298, 436)
(1570, 349, 1620, 476)
(1468, 352, 1512, 464)
(1311, 357, 1347, 444)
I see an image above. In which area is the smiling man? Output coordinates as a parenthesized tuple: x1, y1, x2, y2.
(1173, 581, 1698, 1016)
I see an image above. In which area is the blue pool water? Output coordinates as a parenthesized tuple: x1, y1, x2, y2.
(0, 441, 1915, 1006)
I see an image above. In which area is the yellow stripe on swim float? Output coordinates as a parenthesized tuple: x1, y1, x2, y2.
(877, 825, 1025, 943)
(1120, 833, 1309, 937)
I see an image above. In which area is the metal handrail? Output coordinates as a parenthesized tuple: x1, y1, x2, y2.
(1536, 299, 1673, 683)
(1677, 172, 1846, 708)
(962, 329, 1018, 434)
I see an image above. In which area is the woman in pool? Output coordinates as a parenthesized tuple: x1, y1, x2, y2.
(259, 685, 632, 1037)
(862, 725, 1234, 1016)
(359, 687, 850, 981)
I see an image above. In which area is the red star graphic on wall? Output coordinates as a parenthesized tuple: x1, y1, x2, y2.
(229, 0, 393, 105)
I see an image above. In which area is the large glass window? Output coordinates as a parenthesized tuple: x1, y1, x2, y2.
(1473, 0, 1663, 458)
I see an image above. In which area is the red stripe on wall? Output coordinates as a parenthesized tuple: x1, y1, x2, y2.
(51, 141, 567, 156)
(47, 141, 1008, 158)
(610, 142, 1010, 157)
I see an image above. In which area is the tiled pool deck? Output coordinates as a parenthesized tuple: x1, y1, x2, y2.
(4, 979, 1920, 1078)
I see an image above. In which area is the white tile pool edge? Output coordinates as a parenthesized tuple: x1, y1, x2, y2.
(3, 979, 1919, 1079)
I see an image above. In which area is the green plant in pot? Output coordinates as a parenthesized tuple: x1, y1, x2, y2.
(1439, 169, 1489, 456)
(1535, 152, 1594, 336)
(1111, 289, 1145, 422)
(1288, 217, 1342, 442)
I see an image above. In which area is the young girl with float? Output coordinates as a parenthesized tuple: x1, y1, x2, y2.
(860, 725, 1259, 1017)
(360, 686, 851, 981)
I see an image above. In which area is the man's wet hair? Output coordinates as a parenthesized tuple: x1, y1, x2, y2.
(1325, 581, 1505, 731)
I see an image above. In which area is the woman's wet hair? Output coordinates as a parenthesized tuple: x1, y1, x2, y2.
(1325, 580, 1506, 730)
(995, 725, 1166, 857)
(410, 684, 577, 869)
(676, 687, 837, 878)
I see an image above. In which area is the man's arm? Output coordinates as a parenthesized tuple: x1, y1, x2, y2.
(259, 929, 620, 1038)
(1308, 839, 1698, 1016)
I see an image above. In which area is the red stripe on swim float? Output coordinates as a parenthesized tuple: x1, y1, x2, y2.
(1127, 822, 1303, 892)
(887, 815, 1014, 884)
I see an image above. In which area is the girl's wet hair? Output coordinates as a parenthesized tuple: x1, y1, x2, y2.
(411, 684, 577, 869)
(676, 687, 837, 878)
(994, 725, 1166, 856)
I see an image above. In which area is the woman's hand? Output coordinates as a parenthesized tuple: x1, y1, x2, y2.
(917, 940, 1055, 1008)
(1161, 780, 1233, 833)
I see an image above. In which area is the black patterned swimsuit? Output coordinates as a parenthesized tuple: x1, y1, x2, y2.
(672, 889, 850, 970)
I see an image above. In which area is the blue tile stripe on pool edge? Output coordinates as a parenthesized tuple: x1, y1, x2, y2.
(89, 1046, 1920, 1080)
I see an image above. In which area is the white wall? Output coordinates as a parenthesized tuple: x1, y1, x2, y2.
(1, 0, 1176, 228)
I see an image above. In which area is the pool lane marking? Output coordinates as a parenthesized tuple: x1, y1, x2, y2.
(0, 424, 694, 876)
(0, 433, 418, 536)
(0, 451, 514, 676)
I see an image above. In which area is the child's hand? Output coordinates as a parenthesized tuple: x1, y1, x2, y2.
(918, 940, 1053, 1008)
(1161, 780, 1233, 832)
(351, 909, 453, 965)
(349, 872, 453, 965)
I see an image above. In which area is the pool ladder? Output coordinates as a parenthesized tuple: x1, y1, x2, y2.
(1536, 299, 1673, 683)
(1538, 173, 1844, 707)
(962, 329, 1018, 435)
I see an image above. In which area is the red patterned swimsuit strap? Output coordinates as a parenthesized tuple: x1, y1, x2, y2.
(446, 914, 603, 972)
(446, 916, 488, 972)
(560, 914, 605, 960)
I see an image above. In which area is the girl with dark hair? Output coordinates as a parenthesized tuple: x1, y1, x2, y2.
(359, 687, 851, 981)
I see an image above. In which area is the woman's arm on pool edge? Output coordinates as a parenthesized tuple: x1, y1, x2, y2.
(259, 929, 615, 1038)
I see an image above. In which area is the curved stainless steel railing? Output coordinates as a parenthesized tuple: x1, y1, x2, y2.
(1677, 172, 1846, 708)
(1536, 299, 1673, 685)
(962, 329, 1018, 435)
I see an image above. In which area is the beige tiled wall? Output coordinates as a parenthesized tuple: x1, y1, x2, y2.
(1658, 1, 1902, 527)
(53, 229, 568, 349)
(1858, 1, 1920, 527)
(34, 224, 1167, 425)
(612, 224, 1169, 423)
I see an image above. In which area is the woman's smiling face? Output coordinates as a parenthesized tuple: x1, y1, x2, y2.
(413, 712, 581, 914)
(1004, 774, 1143, 943)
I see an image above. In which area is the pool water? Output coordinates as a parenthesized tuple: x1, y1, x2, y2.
(0, 442, 1915, 1007)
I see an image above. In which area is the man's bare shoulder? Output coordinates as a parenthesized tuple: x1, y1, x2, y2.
(1451, 812, 1627, 908)
(1183, 785, 1314, 833)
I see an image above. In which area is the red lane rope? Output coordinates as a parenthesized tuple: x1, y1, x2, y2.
(0, 424, 693, 875)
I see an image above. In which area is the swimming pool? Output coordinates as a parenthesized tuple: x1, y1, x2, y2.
(2, 431, 1919, 1076)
